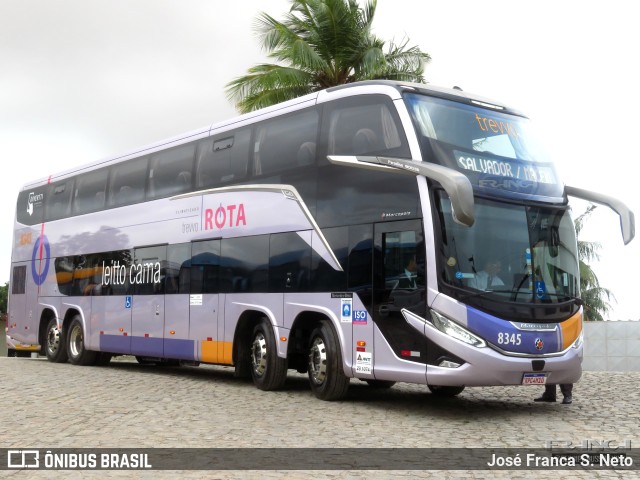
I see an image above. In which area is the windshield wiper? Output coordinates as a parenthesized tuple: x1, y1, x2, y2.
(532, 292, 583, 305)
(458, 289, 513, 301)
(460, 287, 582, 306)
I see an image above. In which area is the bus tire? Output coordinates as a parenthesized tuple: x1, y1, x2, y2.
(308, 322, 350, 401)
(44, 317, 69, 363)
(250, 318, 287, 391)
(428, 385, 465, 397)
(365, 380, 396, 389)
(67, 316, 97, 366)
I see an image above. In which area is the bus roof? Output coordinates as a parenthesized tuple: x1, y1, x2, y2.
(19, 80, 523, 191)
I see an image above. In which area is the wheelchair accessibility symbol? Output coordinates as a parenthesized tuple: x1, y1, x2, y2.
(125, 296, 132, 309)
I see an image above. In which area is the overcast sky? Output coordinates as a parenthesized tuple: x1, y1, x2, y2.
(1, 0, 638, 319)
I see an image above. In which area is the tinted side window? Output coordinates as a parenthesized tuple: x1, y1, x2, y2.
(132, 246, 165, 295)
(348, 224, 374, 292)
(310, 226, 348, 292)
(190, 240, 220, 294)
(55, 250, 133, 296)
(54, 257, 74, 295)
(220, 236, 269, 293)
(166, 243, 191, 294)
(148, 143, 195, 199)
(254, 109, 319, 176)
(269, 232, 312, 292)
(73, 168, 109, 215)
(45, 179, 74, 221)
(11, 265, 26, 294)
(196, 129, 251, 189)
(324, 95, 410, 158)
(108, 156, 148, 207)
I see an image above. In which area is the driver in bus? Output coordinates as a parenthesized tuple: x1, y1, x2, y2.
(396, 255, 418, 289)
(467, 257, 504, 291)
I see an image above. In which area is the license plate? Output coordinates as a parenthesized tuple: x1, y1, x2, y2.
(522, 373, 547, 385)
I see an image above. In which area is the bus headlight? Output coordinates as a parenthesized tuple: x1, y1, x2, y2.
(430, 310, 486, 348)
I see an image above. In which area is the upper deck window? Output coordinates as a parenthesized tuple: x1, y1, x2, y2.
(253, 109, 319, 176)
(73, 169, 109, 216)
(196, 129, 250, 189)
(44, 179, 74, 221)
(148, 144, 195, 199)
(108, 156, 148, 207)
(324, 95, 409, 158)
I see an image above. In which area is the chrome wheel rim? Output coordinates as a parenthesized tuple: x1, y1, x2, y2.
(69, 323, 83, 358)
(308, 336, 327, 385)
(47, 323, 61, 355)
(251, 332, 267, 377)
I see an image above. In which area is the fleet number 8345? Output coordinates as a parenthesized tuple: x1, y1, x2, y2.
(497, 332, 521, 345)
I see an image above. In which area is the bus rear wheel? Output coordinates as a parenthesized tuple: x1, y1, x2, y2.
(308, 322, 350, 401)
(44, 317, 68, 363)
(67, 316, 97, 366)
(250, 318, 287, 391)
(428, 385, 465, 397)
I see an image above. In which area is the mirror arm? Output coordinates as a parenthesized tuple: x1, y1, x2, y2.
(566, 185, 635, 245)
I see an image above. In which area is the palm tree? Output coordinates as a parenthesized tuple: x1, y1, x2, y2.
(226, 0, 431, 113)
(575, 204, 615, 321)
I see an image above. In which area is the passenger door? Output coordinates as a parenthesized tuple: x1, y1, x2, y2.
(371, 220, 428, 379)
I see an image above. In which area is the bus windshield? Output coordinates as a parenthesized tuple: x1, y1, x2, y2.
(404, 93, 564, 201)
(436, 194, 580, 314)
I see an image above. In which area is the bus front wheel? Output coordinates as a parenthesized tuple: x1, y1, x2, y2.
(308, 322, 350, 401)
(67, 316, 97, 366)
(44, 317, 69, 363)
(250, 318, 287, 391)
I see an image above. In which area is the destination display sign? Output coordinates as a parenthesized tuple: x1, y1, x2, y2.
(455, 150, 556, 185)
(451, 149, 563, 200)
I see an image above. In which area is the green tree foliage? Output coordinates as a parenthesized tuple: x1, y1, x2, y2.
(575, 205, 614, 321)
(0, 282, 7, 318)
(225, 0, 431, 113)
